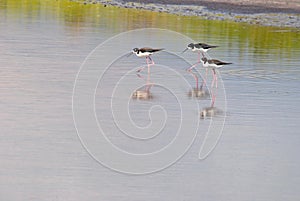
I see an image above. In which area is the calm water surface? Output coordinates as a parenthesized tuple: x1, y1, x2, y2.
(1, 1, 300, 200)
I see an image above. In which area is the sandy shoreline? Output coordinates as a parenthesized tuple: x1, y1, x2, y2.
(89, 0, 300, 28)
(122, 0, 300, 14)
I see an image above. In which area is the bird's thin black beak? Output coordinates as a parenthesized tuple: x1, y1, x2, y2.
(181, 48, 188, 54)
(126, 52, 133, 57)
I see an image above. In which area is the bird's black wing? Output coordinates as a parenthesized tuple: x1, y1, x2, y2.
(209, 59, 232, 65)
(197, 43, 218, 49)
(140, 47, 164, 53)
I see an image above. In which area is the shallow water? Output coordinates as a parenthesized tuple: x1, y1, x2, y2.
(1, 0, 300, 200)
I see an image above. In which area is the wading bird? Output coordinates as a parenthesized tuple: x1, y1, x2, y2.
(131, 47, 164, 74)
(201, 57, 232, 88)
(183, 43, 218, 90)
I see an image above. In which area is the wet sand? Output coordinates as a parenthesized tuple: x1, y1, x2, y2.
(93, 0, 300, 28)
(122, 0, 300, 14)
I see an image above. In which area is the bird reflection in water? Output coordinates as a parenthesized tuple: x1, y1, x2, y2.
(200, 88, 223, 119)
(132, 68, 154, 100)
(132, 84, 153, 100)
(200, 106, 223, 119)
(187, 87, 209, 98)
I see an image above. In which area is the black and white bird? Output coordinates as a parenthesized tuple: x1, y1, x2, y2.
(184, 43, 218, 90)
(132, 47, 164, 57)
(182, 43, 218, 57)
(130, 47, 164, 73)
(201, 57, 232, 88)
(201, 57, 232, 69)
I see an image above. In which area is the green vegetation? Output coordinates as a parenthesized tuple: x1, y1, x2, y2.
(1, 0, 300, 56)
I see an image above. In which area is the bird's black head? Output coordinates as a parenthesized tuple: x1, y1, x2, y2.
(187, 43, 195, 49)
(132, 48, 139, 53)
(201, 57, 208, 62)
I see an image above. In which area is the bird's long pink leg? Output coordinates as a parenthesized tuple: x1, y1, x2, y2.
(211, 71, 215, 89)
(211, 68, 218, 89)
(146, 56, 150, 87)
(210, 85, 217, 107)
(199, 52, 207, 90)
(188, 52, 207, 90)
(198, 52, 201, 62)
(211, 93, 216, 107)
(147, 56, 156, 75)
(190, 71, 199, 90)
(146, 56, 150, 75)
(187, 61, 200, 71)
(187, 63, 200, 90)
(148, 56, 155, 65)
(136, 66, 145, 73)
(212, 68, 218, 88)
(215, 70, 218, 88)
(145, 56, 155, 92)
(136, 57, 148, 78)
(200, 68, 208, 90)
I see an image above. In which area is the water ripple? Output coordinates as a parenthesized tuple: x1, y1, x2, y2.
(224, 68, 300, 81)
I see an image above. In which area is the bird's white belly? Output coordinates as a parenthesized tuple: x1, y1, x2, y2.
(202, 63, 222, 69)
(136, 52, 152, 57)
(193, 48, 206, 52)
